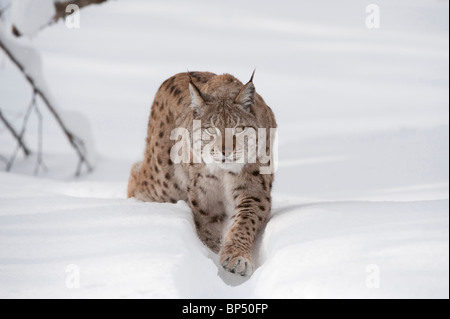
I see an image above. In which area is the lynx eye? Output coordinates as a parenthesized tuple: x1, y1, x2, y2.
(206, 127, 217, 135)
(235, 126, 245, 133)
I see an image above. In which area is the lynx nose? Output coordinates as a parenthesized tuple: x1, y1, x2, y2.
(222, 146, 233, 157)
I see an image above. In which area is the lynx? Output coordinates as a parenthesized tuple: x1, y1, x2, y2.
(128, 71, 277, 276)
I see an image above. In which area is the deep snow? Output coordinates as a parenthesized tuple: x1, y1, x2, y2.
(0, 0, 448, 298)
(0, 171, 448, 298)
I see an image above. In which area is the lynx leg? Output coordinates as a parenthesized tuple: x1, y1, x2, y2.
(219, 172, 272, 276)
(127, 161, 142, 198)
(219, 215, 256, 276)
(127, 161, 155, 201)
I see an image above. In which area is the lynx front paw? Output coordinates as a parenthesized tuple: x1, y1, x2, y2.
(220, 253, 254, 277)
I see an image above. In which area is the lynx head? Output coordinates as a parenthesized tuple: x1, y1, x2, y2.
(188, 71, 260, 173)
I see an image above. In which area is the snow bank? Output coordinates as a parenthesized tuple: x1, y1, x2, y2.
(0, 172, 447, 298)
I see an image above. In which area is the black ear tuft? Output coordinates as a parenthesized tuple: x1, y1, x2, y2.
(249, 69, 256, 83)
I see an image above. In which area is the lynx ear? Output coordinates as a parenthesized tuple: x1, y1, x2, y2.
(188, 78, 204, 109)
(235, 70, 256, 110)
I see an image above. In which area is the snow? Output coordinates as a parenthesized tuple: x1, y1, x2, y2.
(0, 172, 447, 298)
(0, 2, 95, 173)
(0, 0, 448, 298)
(11, 0, 55, 37)
(0, 22, 48, 94)
(59, 110, 96, 167)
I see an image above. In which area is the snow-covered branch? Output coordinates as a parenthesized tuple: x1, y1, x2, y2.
(0, 0, 99, 175)
(11, 0, 109, 36)
(0, 31, 94, 175)
(53, 0, 108, 22)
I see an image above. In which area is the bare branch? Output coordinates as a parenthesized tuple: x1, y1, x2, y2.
(0, 39, 93, 175)
(11, 0, 109, 37)
(0, 109, 31, 157)
(32, 99, 47, 175)
(5, 94, 35, 171)
(53, 0, 109, 22)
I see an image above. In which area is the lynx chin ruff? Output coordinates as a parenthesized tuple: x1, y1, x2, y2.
(128, 71, 277, 276)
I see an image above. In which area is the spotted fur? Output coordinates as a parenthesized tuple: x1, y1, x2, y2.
(128, 71, 277, 276)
